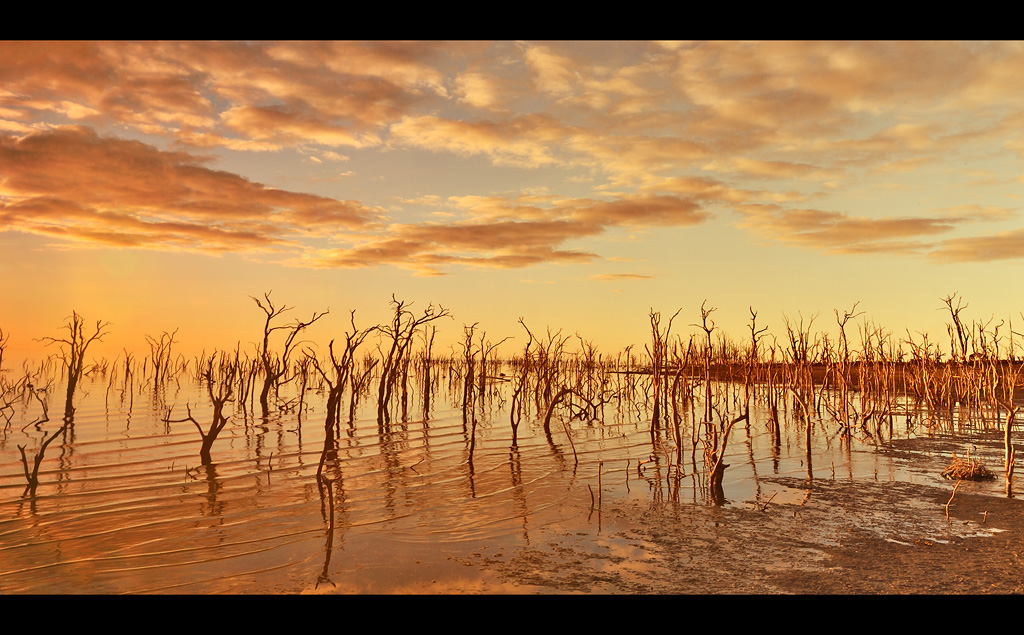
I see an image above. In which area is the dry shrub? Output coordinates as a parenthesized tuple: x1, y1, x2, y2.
(941, 453, 995, 481)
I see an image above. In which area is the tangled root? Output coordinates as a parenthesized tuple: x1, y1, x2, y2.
(941, 453, 995, 481)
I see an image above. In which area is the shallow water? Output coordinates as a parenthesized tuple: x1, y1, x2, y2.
(0, 371, 1013, 593)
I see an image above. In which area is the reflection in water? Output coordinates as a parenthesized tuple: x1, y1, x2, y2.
(509, 445, 530, 545)
(0, 364, 1013, 594)
(316, 475, 339, 590)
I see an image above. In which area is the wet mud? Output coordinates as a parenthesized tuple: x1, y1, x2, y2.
(458, 436, 1024, 594)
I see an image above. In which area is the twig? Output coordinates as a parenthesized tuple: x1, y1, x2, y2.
(945, 480, 962, 519)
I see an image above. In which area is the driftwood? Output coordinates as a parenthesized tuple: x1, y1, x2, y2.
(941, 453, 994, 481)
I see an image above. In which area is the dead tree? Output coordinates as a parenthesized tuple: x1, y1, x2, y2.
(374, 297, 450, 425)
(783, 312, 816, 367)
(834, 302, 863, 368)
(748, 307, 768, 364)
(510, 319, 535, 446)
(349, 356, 378, 424)
(306, 312, 374, 482)
(692, 300, 717, 423)
(0, 327, 8, 375)
(834, 302, 864, 420)
(166, 353, 237, 465)
(40, 312, 110, 420)
(17, 367, 65, 498)
(477, 330, 511, 403)
(420, 325, 438, 419)
(532, 327, 570, 413)
(460, 323, 479, 425)
(942, 293, 970, 362)
(145, 328, 179, 391)
(993, 359, 1023, 497)
(252, 292, 328, 417)
(705, 406, 749, 505)
(647, 308, 681, 439)
(17, 422, 66, 498)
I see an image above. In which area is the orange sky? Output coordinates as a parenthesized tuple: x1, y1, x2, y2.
(2, 41, 1024, 364)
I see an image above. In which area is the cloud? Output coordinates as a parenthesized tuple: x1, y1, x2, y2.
(592, 273, 653, 281)
(455, 71, 504, 110)
(220, 105, 382, 149)
(296, 217, 601, 275)
(735, 202, 962, 255)
(5, 41, 1024, 274)
(300, 235, 598, 277)
(0, 126, 377, 255)
(932, 229, 1024, 263)
(388, 114, 564, 168)
(523, 44, 577, 95)
(645, 174, 806, 204)
(0, 125, 713, 275)
(704, 157, 842, 182)
(296, 194, 708, 274)
(0, 41, 455, 152)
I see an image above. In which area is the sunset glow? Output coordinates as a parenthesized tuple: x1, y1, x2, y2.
(3, 41, 1023, 362)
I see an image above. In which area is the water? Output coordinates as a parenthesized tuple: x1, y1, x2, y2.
(0, 371, 1012, 593)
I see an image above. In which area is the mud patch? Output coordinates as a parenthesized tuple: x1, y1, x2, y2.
(460, 472, 1024, 593)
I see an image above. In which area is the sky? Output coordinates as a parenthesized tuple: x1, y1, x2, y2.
(2, 40, 1024, 364)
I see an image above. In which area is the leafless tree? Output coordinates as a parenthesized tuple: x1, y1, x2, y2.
(252, 292, 328, 417)
(306, 311, 374, 482)
(647, 307, 681, 438)
(748, 307, 768, 364)
(145, 328, 179, 390)
(942, 293, 970, 362)
(0, 327, 8, 375)
(374, 297, 450, 425)
(166, 353, 237, 465)
(40, 312, 110, 419)
(510, 319, 535, 446)
(19, 313, 108, 497)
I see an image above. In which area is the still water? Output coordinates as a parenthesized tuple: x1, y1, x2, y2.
(0, 371, 1004, 593)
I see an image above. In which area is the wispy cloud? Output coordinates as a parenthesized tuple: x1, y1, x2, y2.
(0, 126, 378, 255)
(734, 203, 963, 256)
(592, 273, 653, 281)
(932, 229, 1024, 263)
(295, 194, 708, 275)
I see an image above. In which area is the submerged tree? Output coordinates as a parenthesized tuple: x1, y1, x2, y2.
(0, 327, 8, 375)
(19, 313, 108, 498)
(252, 292, 328, 417)
(648, 308, 681, 439)
(40, 312, 110, 420)
(510, 319, 535, 446)
(374, 297, 450, 425)
(145, 328, 179, 391)
(306, 311, 374, 483)
(460, 322, 479, 425)
(942, 293, 971, 362)
(420, 324, 438, 420)
(17, 423, 65, 498)
(166, 353, 237, 465)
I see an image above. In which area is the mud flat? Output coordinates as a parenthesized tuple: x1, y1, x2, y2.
(458, 434, 1024, 594)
